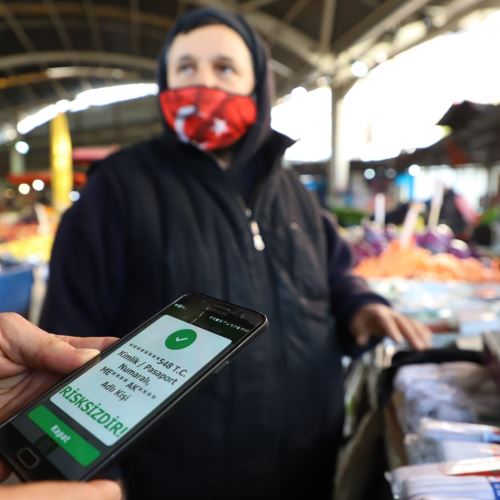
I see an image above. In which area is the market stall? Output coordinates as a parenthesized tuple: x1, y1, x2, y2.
(336, 298, 500, 500)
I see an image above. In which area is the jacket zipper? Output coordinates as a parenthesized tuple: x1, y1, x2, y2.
(243, 206, 265, 251)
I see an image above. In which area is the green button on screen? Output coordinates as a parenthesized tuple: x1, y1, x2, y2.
(28, 405, 100, 467)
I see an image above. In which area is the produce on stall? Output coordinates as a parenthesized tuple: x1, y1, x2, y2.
(355, 240, 500, 282)
(0, 203, 55, 316)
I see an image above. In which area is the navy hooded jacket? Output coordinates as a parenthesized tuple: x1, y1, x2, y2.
(40, 8, 387, 500)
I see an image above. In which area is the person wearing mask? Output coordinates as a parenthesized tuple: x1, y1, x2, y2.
(40, 7, 431, 500)
(0, 313, 120, 500)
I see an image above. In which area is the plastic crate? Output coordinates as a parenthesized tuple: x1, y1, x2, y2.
(0, 265, 33, 314)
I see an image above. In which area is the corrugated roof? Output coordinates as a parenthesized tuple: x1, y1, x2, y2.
(0, 0, 491, 159)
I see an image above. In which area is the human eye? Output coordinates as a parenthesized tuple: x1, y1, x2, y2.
(176, 60, 195, 75)
(215, 61, 236, 76)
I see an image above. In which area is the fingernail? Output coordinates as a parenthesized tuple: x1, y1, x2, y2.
(92, 480, 121, 500)
(417, 340, 427, 350)
(76, 348, 100, 363)
(356, 334, 369, 346)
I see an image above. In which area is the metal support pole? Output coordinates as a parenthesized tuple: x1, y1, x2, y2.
(328, 83, 349, 207)
(328, 83, 337, 206)
(9, 147, 25, 175)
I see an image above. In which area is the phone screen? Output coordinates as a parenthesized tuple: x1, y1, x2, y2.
(0, 294, 266, 480)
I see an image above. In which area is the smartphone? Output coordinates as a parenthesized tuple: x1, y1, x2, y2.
(0, 292, 267, 481)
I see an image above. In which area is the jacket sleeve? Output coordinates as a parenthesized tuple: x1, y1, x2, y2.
(323, 210, 390, 355)
(39, 170, 125, 338)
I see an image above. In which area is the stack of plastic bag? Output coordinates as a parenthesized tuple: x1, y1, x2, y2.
(393, 362, 500, 433)
(418, 419, 500, 444)
(387, 459, 500, 500)
(405, 419, 500, 465)
(386, 361, 500, 498)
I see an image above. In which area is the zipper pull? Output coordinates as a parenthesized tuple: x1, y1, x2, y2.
(244, 206, 265, 251)
(250, 220, 265, 251)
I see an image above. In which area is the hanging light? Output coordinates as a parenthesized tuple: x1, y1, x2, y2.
(363, 168, 376, 180)
(18, 183, 31, 195)
(350, 60, 369, 78)
(408, 164, 421, 176)
(14, 140, 30, 154)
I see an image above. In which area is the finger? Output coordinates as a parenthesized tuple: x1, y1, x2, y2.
(43, 336, 119, 373)
(0, 479, 121, 500)
(370, 310, 405, 345)
(407, 317, 432, 349)
(354, 331, 371, 346)
(34, 337, 101, 374)
(0, 372, 61, 421)
(0, 458, 12, 481)
(410, 318, 432, 348)
(393, 313, 427, 350)
(0, 314, 109, 375)
(351, 320, 374, 346)
(58, 336, 118, 352)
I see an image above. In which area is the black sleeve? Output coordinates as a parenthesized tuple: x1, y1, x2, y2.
(39, 170, 125, 338)
(323, 210, 390, 355)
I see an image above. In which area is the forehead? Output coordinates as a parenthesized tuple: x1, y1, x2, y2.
(168, 24, 252, 62)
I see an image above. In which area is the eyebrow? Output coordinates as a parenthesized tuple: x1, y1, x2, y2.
(174, 55, 196, 64)
(174, 54, 237, 64)
(213, 55, 236, 64)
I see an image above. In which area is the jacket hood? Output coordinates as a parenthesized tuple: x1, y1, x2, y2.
(157, 7, 275, 170)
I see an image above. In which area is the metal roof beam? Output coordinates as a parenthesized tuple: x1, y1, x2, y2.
(42, 0, 94, 91)
(246, 13, 319, 67)
(267, 0, 311, 49)
(0, 18, 167, 43)
(0, 51, 157, 74)
(0, 67, 142, 91)
(82, 0, 104, 51)
(333, 0, 434, 52)
(319, 0, 338, 53)
(333, 0, 493, 87)
(241, 0, 280, 12)
(129, 0, 141, 54)
(175, 0, 189, 19)
(0, 0, 37, 53)
(182, 0, 319, 67)
(42, 0, 73, 51)
(0, 3, 172, 32)
(5, 120, 163, 148)
(269, 59, 293, 78)
(0, 0, 69, 100)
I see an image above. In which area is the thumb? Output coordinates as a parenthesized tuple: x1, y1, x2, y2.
(35, 337, 100, 374)
(0, 314, 101, 375)
(354, 331, 371, 346)
(349, 315, 372, 346)
(0, 480, 121, 500)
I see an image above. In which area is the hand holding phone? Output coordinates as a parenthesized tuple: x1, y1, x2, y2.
(0, 314, 121, 499)
(0, 314, 117, 424)
(0, 293, 267, 482)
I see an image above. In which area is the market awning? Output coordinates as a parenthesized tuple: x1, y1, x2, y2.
(351, 101, 500, 171)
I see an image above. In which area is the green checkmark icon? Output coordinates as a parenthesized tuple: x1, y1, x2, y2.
(165, 329, 197, 350)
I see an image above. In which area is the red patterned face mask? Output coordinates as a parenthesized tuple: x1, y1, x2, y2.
(159, 86, 257, 151)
